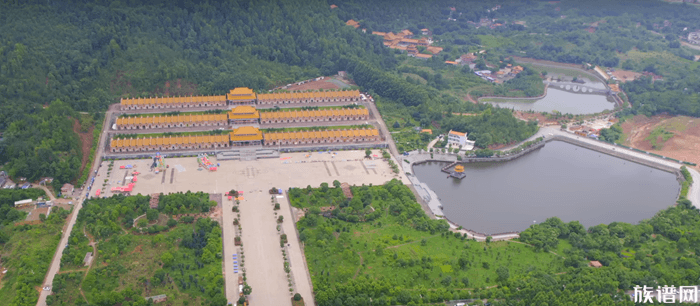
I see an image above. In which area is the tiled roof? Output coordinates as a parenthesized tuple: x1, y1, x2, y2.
(260, 108, 368, 121)
(110, 135, 228, 148)
(116, 114, 227, 126)
(264, 128, 379, 142)
(257, 90, 360, 101)
(227, 87, 256, 101)
(228, 106, 260, 120)
(230, 126, 263, 142)
(120, 95, 226, 106)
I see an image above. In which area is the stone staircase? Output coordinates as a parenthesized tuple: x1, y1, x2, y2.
(216, 147, 280, 161)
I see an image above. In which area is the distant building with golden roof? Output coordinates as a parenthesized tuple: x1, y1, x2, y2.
(228, 106, 260, 124)
(226, 87, 257, 106)
(230, 126, 263, 146)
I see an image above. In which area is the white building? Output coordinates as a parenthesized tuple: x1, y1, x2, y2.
(14, 199, 33, 207)
(447, 130, 475, 151)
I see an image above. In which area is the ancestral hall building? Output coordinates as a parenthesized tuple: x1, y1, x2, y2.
(120, 88, 361, 110)
(110, 134, 230, 153)
(259, 108, 368, 124)
(115, 114, 228, 130)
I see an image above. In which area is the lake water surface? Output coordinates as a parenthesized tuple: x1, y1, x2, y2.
(412, 141, 679, 234)
(481, 88, 615, 115)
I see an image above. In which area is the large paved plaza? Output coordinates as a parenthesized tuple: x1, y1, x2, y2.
(88, 150, 408, 305)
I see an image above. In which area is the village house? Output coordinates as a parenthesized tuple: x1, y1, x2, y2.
(61, 183, 74, 195)
(688, 31, 700, 45)
(345, 19, 360, 29)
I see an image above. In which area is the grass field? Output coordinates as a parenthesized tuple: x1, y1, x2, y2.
(478, 35, 513, 49)
(0, 213, 67, 306)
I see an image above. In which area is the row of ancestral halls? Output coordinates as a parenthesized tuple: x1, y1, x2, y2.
(109, 127, 380, 153)
(119, 87, 362, 110)
(110, 87, 384, 153)
(114, 106, 369, 130)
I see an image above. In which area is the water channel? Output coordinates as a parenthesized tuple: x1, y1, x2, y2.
(412, 141, 679, 234)
(480, 87, 615, 115)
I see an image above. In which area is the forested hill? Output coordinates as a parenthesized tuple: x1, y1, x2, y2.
(0, 0, 396, 184)
(335, 0, 700, 118)
(0, 0, 392, 123)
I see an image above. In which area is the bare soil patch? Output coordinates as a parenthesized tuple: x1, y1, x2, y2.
(514, 111, 559, 125)
(72, 119, 94, 179)
(622, 115, 700, 168)
(130, 244, 143, 255)
(609, 69, 642, 83)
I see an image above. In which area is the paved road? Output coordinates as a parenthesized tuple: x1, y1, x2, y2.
(36, 107, 113, 306)
(221, 195, 241, 303)
(366, 101, 399, 157)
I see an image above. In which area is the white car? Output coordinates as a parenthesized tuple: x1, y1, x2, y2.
(43, 286, 51, 291)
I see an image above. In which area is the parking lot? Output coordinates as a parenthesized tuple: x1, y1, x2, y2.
(88, 150, 408, 305)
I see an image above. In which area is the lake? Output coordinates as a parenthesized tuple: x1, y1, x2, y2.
(412, 141, 679, 234)
(481, 88, 615, 115)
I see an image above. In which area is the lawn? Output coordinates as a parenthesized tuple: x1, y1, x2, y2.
(294, 180, 565, 305)
(0, 209, 69, 306)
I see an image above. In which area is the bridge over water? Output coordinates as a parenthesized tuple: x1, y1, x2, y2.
(544, 81, 611, 95)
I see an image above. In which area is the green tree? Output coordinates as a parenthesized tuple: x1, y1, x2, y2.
(365, 149, 372, 158)
(146, 209, 159, 222)
(242, 284, 252, 295)
(160, 251, 174, 268)
(496, 266, 510, 282)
